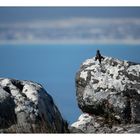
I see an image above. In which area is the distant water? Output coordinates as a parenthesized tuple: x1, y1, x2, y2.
(0, 44, 140, 123)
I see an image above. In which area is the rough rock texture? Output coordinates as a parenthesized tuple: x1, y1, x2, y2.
(72, 56, 140, 133)
(0, 78, 68, 133)
(71, 113, 140, 133)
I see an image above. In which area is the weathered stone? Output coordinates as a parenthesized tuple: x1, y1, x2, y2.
(0, 78, 68, 133)
(75, 57, 140, 124)
(71, 113, 140, 133)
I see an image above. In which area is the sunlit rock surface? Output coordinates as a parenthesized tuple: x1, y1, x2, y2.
(0, 78, 68, 133)
(72, 56, 140, 133)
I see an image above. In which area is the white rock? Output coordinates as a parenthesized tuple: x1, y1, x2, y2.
(0, 78, 68, 133)
(76, 56, 140, 124)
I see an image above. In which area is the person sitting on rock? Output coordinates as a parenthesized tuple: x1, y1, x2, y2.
(95, 50, 104, 64)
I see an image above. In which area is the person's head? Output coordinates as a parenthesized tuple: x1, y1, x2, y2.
(97, 50, 100, 53)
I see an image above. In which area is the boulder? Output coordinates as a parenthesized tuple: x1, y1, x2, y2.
(0, 78, 68, 133)
(75, 57, 140, 124)
(71, 113, 140, 133)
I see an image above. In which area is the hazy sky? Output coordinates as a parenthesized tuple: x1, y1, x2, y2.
(1, 7, 140, 44)
(0, 7, 140, 23)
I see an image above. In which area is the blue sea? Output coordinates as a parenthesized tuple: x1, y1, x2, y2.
(0, 44, 140, 124)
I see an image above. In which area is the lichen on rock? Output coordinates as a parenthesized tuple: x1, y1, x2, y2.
(0, 78, 68, 133)
(72, 56, 140, 133)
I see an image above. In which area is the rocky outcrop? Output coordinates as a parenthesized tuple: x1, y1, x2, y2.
(71, 113, 140, 133)
(0, 78, 68, 133)
(72, 56, 140, 133)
